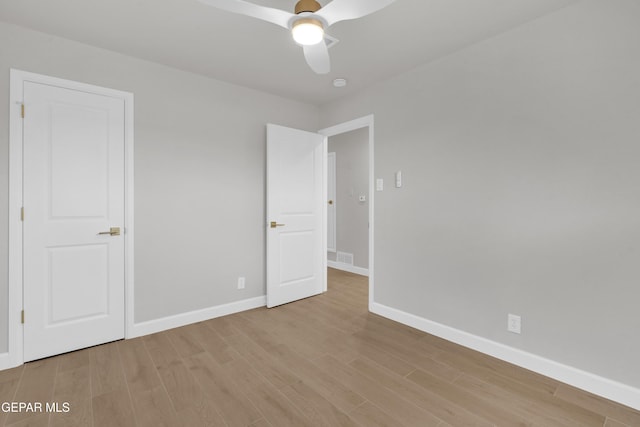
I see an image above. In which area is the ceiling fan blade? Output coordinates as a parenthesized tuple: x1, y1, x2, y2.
(198, 0, 294, 29)
(303, 42, 330, 74)
(317, 0, 396, 27)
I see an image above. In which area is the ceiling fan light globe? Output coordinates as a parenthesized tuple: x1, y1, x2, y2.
(292, 19, 324, 45)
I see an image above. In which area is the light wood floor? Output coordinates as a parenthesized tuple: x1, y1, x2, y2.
(1, 268, 639, 427)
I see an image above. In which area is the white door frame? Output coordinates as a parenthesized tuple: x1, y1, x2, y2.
(327, 151, 337, 254)
(4, 69, 135, 370)
(318, 115, 374, 309)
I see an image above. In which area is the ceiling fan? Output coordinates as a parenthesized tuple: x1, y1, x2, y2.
(197, 0, 396, 74)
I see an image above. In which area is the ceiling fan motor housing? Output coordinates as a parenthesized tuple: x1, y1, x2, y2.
(295, 0, 321, 14)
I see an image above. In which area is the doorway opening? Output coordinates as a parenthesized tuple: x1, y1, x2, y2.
(319, 115, 374, 309)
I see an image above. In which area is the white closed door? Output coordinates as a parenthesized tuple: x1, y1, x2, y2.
(23, 81, 125, 362)
(266, 124, 326, 308)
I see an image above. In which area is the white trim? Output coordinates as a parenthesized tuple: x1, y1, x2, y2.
(0, 353, 10, 371)
(7, 70, 24, 370)
(371, 302, 640, 411)
(319, 115, 374, 308)
(322, 135, 328, 293)
(327, 151, 337, 253)
(327, 261, 369, 277)
(7, 69, 134, 369)
(129, 296, 267, 338)
(123, 78, 136, 340)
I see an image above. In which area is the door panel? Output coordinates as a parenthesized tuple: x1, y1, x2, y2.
(280, 231, 315, 284)
(49, 103, 109, 218)
(47, 244, 109, 323)
(23, 81, 125, 361)
(266, 124, 326, 308)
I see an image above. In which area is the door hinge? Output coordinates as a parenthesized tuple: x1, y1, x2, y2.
(20, 207, 24, 221)
(21, 104, 25, 118)
(21, 310, 24, 324)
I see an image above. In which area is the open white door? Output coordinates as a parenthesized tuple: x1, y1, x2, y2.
(266, 124, 326, 308)
(23, 80, 126, 361)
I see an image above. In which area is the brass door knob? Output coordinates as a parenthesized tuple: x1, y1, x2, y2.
(270, 221, 285, 228)
(328, 200, 333, 205)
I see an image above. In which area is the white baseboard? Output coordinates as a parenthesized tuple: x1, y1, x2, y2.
(370, 302, 640, 411)
(328, 260, 369, 277)
(128, 295, 266, 338)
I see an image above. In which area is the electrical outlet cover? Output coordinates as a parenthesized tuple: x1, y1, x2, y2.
(508, 313, 521, 334)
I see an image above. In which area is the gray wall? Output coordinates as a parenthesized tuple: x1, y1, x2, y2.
(328, 128, 369, 269)
(0, 22, 319, 352)
(321, 0, 640, 388)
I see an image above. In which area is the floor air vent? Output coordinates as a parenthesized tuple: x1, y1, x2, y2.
(336, 251, 354, 265)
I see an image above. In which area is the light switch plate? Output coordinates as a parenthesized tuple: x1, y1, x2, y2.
(395, 171, 402, 188)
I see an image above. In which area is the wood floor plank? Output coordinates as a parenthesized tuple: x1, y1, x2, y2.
(143, 332, 182, 370)
(239, 307, 329, 360)
(345, 335, 416, 377)
(454, 373, 603, 427)
(92, 388, 136, 427)
(157, 357, 214, 417)
(248, 419, 272, 427)
(90, 341, 127, 397)
(50, 365, 92, 427)
(129, 385, 179, 427)
(280, 382, 360, 427)
(257, 344, 367, 415)
(117, 338, 162, 395)
(53, 366, 91, 404)
(174, 403, 228, 427)
(289, 296, 359, 330)
(230, 313, 367, 414)
(4, 413, 50, 427)
(0, 366, 24, 385)
(349, 357, 494, 427)
(203, 314, 236, 338)
(222, 328, 299, 390)
(0, 373, 22, 427)
(227, 313, 283, 353)
(604, 418, 630, 427)
(190, 321, 237, 365)
(407, 367, 533, 426)
(49, 396, 92, 427)
(275, 303, 363, 363)
(314, 354, 442, 427)
(184, 352, 262, 427)
(348, 401, 402, 427)
(429, 338, 559, 396)
(143, 331, 212, 416)
(554, 384, 640, 426)
(165, 325, 205, 359)
(353, 327, 460, 382)
(222, 357, 313, 427)
(57, 348, 91, 373)
(5, 358, 58, 426)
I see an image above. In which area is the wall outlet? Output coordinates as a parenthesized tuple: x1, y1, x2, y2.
(507, 314, 521, 334)
(237, 277, 245, 290)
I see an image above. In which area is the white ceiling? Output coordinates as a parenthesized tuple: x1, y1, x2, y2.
(0, 0, 579, 105)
